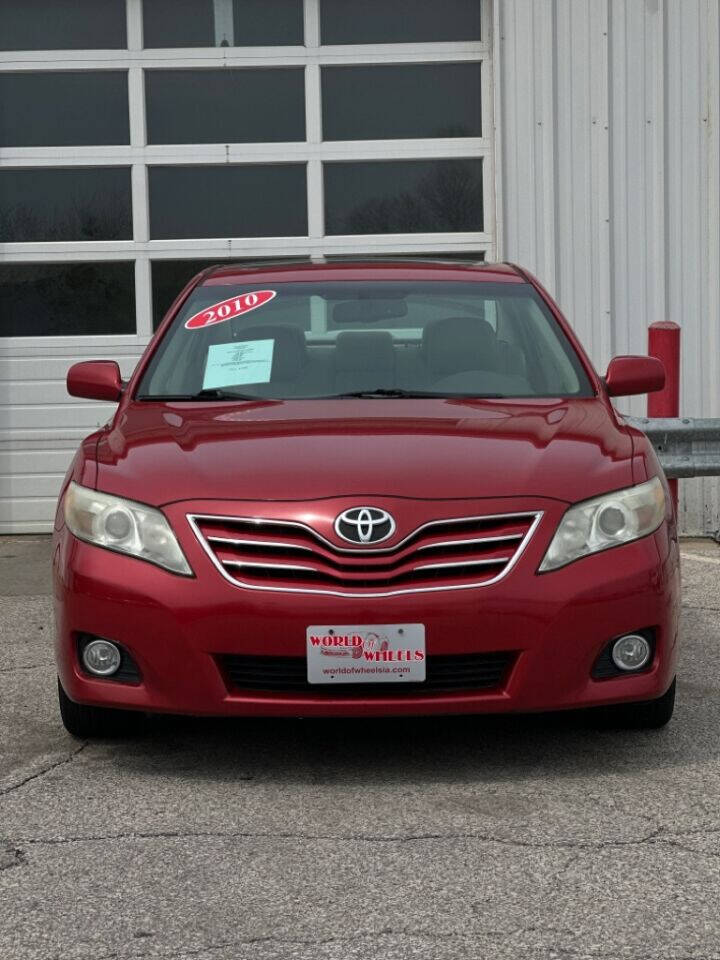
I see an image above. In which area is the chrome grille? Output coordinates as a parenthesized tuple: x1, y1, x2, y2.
(189, 510, 542, 596)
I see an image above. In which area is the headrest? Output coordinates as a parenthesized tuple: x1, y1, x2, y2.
(422, 316, 498, 375)
(334, 331, 395, 372)
(232, 324, 308, 380)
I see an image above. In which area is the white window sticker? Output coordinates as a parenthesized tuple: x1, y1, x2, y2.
(202, 339, 274, 389)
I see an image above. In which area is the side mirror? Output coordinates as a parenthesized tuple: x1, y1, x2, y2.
(67, 361, 123, 402)
(604, 355, 665, 398)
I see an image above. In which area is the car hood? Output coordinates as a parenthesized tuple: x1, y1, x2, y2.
(94, 397, 635, 507)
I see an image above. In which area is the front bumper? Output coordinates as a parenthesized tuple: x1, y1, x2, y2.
(52, 497, 680, 718)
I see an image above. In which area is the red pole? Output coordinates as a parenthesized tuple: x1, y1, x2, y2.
(648, 321, 680, 512)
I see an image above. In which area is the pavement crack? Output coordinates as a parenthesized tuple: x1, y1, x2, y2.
(10, 826, 664, 850)
(0, 742, 88, 799)
(0, 662, 50, 675)
(653, 837, 720, 861)
(44, 928, 597, 960)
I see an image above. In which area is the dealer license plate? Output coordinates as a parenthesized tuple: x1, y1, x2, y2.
(306, 624, 426, 684)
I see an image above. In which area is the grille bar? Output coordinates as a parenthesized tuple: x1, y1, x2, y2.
(207, 536, 313, 553)
(412, 556, 513, 572)
(220, 652, 516, 695)
(189, 509, 542, 596)
(415, 533, 524, 552)
(224, 559, 319, 573)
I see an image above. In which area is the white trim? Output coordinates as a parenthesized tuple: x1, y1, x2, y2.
(304, 0, 321, 50)
(213, 0, 235, 48)
(1, 334, 150, 351)
(127, 65, 146, 147)
(0, 138, 490, 165)
(0, 234, 491, 260)
(131, 164, 150, 242)
(0, 43, 489, 70)
(305, 9, 325, 241)
(307, 159, 325, 239)
(134, 256, 153, 338)
(126, 0, 143, 52)
(305, 67, 323, 147)
(489, 0, 502, 261)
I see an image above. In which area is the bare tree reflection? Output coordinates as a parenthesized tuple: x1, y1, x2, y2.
(333, 159, 483, 235)
(0, 263, 135, 337)
(0, 181, 131, 243)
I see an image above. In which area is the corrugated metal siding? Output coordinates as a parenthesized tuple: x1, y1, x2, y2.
(0, 339, 145, 533)
(497, 0, 720, 535)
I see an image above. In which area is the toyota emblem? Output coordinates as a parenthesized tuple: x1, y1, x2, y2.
(334, 507, 396, 545)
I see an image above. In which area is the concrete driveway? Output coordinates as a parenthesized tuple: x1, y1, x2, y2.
(1, 535, 719, 960)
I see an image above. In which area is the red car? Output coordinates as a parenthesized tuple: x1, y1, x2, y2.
(54, 260, 680, 737)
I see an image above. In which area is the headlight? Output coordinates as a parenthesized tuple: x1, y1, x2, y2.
(539, 476, 665, 572)
(64, 481, 192, 576)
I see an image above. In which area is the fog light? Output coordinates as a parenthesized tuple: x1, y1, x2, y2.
(82, 639, 122, 677)
(611, 634, 651, 672)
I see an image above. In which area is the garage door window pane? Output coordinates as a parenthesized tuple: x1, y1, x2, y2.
(0, 263, 135, 337)
(325, 159, 483, 235)
(143, 0, 303, 47)
(232, 0, 303, 45)
(0, 0, 127, 50)
(320, 0, 482, 44)
(149, 165, 307, 239)
(322, 64, 481, 141)
(146, 70, 305, 144)
(0, 73, 129, 148)
(0, 168, 132, 243)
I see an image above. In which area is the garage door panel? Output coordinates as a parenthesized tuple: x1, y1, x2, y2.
(1, 473, 67, 498)
(2, 344, 144, 530)
(0, 496, 59, 526)
(1, 403, 115, 432)
(6, 381, 114, 406)
(3, 354, 142, 382)
(2, 449, 76, 475)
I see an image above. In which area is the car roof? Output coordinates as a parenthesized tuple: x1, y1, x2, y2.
(202, 258, 525, 286)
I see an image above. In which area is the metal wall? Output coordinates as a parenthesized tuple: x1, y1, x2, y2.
(496, 0, 720, 535)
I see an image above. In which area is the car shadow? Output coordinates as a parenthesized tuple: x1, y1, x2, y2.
(104, 691, 712, 787)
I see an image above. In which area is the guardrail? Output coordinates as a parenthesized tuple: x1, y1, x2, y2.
(625, 417, 720, 479)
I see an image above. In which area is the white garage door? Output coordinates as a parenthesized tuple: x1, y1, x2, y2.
(0, 0, 494, 533)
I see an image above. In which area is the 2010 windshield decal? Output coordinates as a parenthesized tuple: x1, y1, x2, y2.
(184, 290, 277, 330)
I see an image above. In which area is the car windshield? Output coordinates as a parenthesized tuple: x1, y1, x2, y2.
(137, 279, 593, 400)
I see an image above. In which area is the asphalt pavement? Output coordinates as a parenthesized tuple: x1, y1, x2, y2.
(1, 534, 720, 960)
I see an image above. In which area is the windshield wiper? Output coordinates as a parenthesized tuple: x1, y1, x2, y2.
(325, 388, 506, 399)
(136, 388, 264, 402)
(137, 388, 508, 401)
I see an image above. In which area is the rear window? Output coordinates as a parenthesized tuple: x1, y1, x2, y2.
(137, 280, 592, 400)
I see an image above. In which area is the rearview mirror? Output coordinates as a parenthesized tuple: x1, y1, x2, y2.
(67, 361, 123, 402)
(604, 356, 665, 398)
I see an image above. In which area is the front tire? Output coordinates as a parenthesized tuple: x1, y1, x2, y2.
(58, 678, 143, 738)
(594, 678, 676, 729)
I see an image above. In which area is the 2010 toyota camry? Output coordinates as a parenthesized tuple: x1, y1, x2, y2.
(53, 260, 680, 736)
